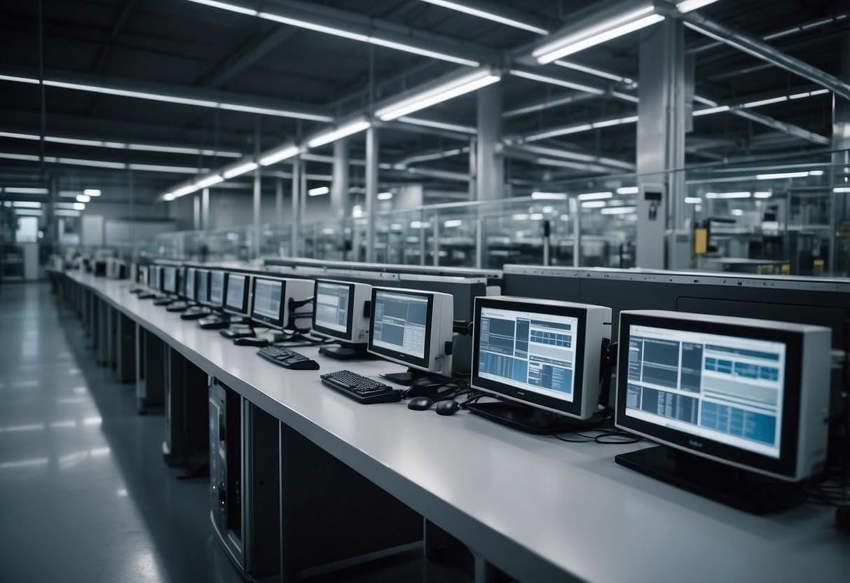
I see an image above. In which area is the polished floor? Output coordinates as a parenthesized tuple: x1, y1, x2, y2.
(0, 282, 242, 583)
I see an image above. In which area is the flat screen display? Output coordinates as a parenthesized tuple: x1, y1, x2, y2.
(224, 274, 247, 313)
(209, 271, 224, 306)
(477, 306, 578, 403)
(314, 281, 350, 335)
(162, 267, 176, 294)
(195, 269, 209, 302)
(252, 278, 283, 327)
(371, 290, 428, 360)
(623, 324, 786, 459)
(184, 268, 196, 299)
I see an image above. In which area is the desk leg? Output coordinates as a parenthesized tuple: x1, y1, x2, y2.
(136, 326, 164, 412)
(116, 313, 135, 383)
(97, 300, 108, 365)
(278, 423, 422, 581)
(162, 348, 208, 469)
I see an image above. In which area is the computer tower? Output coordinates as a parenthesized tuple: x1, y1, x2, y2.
(209, 379, 280, 579)
(162, 348, 208, 468)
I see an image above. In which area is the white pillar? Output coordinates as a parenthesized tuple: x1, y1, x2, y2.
(365, 126, 378, 262)
(332, 139, 349, 220)
(475, 84, 504, 201)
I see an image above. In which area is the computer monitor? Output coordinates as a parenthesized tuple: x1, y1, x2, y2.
(183, 267, 196, 301)
(205, 270, 225, 308)
(137, 265, 148, 286)
(470, 297, 612, 420)
(148, 265, 161, 291)
(615, 310, 831, 482)
(223, 272, 250, 317)
(250, 276, 285, 329)
(162, 266, 178, 295)
(194, 269, 209, 303)
(368, 287, 454, 377)
(312, 279, 371, 345)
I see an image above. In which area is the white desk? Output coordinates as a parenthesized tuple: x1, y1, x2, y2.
(64, 271, 850, 582)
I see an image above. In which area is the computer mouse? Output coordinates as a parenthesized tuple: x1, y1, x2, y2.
(407, 396, 433, 411)
(234, 337, 268, 347)
(434, 400, 460, 416)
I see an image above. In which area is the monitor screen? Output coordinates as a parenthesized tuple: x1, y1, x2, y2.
(623, 323, 786, 459)
(163, 267, 177, 294)
(251, 277, 283, 328)
(371, 289, 429, 360)
(209, 271, 225, 306)
(476, 306, 578, 403)
(184, 267, 196, 300)
(196, 269, 209, 303)
(314, 281, 351, 337)
(224, 273, 247, 314)
(152, 266, 161, 290)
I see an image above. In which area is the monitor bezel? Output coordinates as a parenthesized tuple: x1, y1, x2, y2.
(205, 270, 226, 308)
(368, 287, 434, 369)
(194, 269, 209, 303)
(250, 276, 285, 329)
(311, 279, 355, 341)
(470, 297, 588, 418)
(615, 312, 802, 478)
(222, 272, 250, 316)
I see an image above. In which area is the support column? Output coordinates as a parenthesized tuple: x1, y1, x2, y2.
(275, 178, 284, 224)
(831, 34, 850, 275)
(365, 126, 378, 262)
(332, 139, 349, 220)
(291, 158, 302, 257)
(475, 84, 504, 201)
(636, 18, 686, 269)
(193, 194, 201, 230)
(201, 188, 210, 230)
(253, 127, 262, 258)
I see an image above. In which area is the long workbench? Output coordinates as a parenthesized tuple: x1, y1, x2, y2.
(60, 270, 850, 582)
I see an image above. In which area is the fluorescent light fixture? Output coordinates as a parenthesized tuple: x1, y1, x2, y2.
(259, 145, 300, 167)
(15, 208, 43, 216)
(743, 95, 788, 108)
(307, 119, 370, 149)
(0, 74, 40, 84)
(218, 102, 331, 122)
(419, 0, 549, 34)
(73, 202, 86, 211)
(55, 210, 80, 217)
(194, 174, 224, 189)
(705, 191, 751, 199)
(443, 219, 463, 228)
(600, 206, 636, 215)
(509, 69, 604, 95)
(554, 60, 633, 84)
(581, 200, 607, 208)
(45, 79, 218, 108)
(529, 213, 544, 220)
(222, 160, 257, 179)
(76, 194, 91, 203)
(396, 117, 477, 135)
(531, 192, 567, 200)
(577, 191, 612, 201)
(756, 171, 811, 180)
(684, 196, 702, 204)
(83, 188, 101, 196)
(754, 191, 772, 199)
(377, 191, 394, 200)
(4, 187, 48, 194)
(12, 201, 42, 208)
(256, 11, 477, 66)
(162, 193, 175, 202)
(532, 4, 664, 63)
(676, 0, 720, 13)
(57, 157, 126, 169)
(308, 186, 329, 197)
(186, 0, 258, 16)
(731, 209, 744, 216)
(410, 220, 428, 228)
(376, 69, 501, 121)
(511, 213, 529, 221)
(352, 204, 364, 218)
(833, 187, 850, 193)
(616, 186, 639, 195)
(809, 170, 824, 176)
(128, 163, 200, 174)
(169, 184, 199, 200)
(693, 105, 730, 116)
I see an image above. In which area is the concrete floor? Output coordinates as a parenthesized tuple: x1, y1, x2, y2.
(0, 282, 242, 583)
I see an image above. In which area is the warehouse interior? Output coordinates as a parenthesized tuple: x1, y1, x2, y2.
(1, 1, 849, 582)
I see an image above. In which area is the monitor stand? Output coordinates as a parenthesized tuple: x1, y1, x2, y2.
(318, 343, 370, 360)
(466, 401, 605, 435)
(614, 445, 806, 514)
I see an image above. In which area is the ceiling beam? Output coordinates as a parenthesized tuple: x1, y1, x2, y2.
(680, 11, 850, 101)
(196, 26, 298, 88)
(0, 66, 333, 122)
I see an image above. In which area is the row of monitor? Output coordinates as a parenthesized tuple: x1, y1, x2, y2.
(140, 263, 830, 484)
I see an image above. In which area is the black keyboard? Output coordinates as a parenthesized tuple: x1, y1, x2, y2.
(320, 370, 402, 404)
(257, 345, 319, 370)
